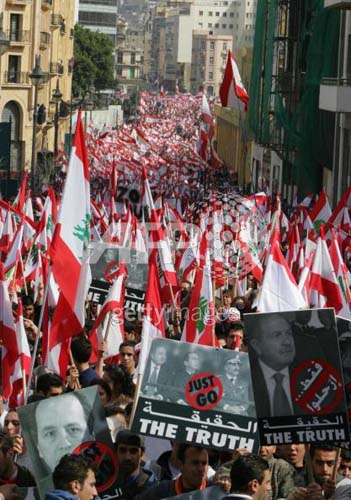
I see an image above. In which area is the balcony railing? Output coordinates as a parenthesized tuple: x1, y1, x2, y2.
(6, 0, 31, 5)
(49, 62, 64, 75)
(325, 0, 351, 7)
(319, 77, 351, 112)
(41, 0, 52, 10)
(3, 71, 29, 84)
(40, 31, 51, 47)
(51, 14, 63, 27)
(5, 30, 30, 43)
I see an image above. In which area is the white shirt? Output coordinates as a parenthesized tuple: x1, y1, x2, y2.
(259, 360, 293, 415)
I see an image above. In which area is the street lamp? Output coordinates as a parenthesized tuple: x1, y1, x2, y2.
(29, 55, 44, 193)
(51, 79, 62, 160)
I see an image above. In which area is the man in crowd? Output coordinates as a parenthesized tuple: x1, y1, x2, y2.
(45, 454, 97, 500)
(135, 444, 209, 499)
(71, 336, 97, 387)
(119, 341, 137, 377)
(36, 373, 65, 397)
(0, 431, 36, 487)
(224, 322, 245, 351)
(114, 430, 157, 499)
(338, 450, 351, 479)
(222, 454, 271, 500)
(275, 444, 306, 486)
(309, 444, 351, 498)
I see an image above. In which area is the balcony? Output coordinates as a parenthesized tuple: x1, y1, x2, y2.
(6, 0, 30, 5)
(51, 14, 63, 28)
(49, 62, 64, 75)
(6, 30, 30, 45)
(41, 0, 52, 10)
(325, 0, 351, 7)
(319, 78, 351, 112)
(3, 71, 29, 85)
(40, 31, 51, 49)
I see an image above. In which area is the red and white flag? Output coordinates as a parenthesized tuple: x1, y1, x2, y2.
(49, 112, 91, 372)
(329, 230, 351, 318)
(309, 190, 332, 233)
(309, 229, 343, 311)
(135, 249, 166, 378)
(90, 264, 127, 361)
(256, 230, 306, 312)
(181, 231, 219, 347)
(220, 50, 249, 112)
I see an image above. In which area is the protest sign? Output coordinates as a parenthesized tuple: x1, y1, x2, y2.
(89, 243, 147, 320)
(18, 386, 122, 500)
(245, 309, 350, 445)
(131, 338, 259, 453)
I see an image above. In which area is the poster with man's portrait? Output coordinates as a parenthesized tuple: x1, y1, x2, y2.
(88, 243, 148, 320)
(244, 309, 349, 445)
(132, 338, 259, 453)
(89, 242, 148, 291)
(18, 386, 118, 500)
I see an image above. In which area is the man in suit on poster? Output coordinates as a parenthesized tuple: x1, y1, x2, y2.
(247, 314, 299, 418)
(142, 344, 172, 400)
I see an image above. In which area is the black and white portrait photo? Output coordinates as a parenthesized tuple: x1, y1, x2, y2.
(18, 386, 112, 499)
(245, 309, 345, 419)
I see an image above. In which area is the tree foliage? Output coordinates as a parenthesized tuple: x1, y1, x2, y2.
(72, 24, 115, 97)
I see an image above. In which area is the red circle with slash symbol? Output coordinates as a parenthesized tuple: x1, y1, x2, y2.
(73, 441, 118, 491)
(291, 359, 343, 414)
(104, 261, 120, 282)
(185, 372, 223, 410)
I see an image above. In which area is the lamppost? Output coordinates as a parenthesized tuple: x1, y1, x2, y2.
(51, 79, 62, 161)
(29, 55, 43, 193)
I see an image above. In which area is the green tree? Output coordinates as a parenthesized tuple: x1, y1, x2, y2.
(72, 24, 115, 97)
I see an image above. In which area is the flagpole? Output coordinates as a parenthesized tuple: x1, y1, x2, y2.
(25, 267, 52, 403)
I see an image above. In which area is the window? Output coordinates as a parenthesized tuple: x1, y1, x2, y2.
(215, 11, 220, 16)
(117, 51, 123, 64)
(198, 22, 203, 27)
(208, 11, 213, 16)
(230, 12, 234, 17)
(209, 56, 214, 64)
(10, 14, 21, 42)
(222, 24, 227, 28)
(130, 52, 135, 64)
(208, 23, 212, 27)
(208, 72, 213, 80)
(223, 42, 227, 50)
(210, 41, 215, 49)
(8, 55, 21, 82)
(223, 12, 227, 17)
(215, 23, 219, 28)
(116, 67, 122, 75)
(199, 10, 203, 15)
(229, 24, 233, 28)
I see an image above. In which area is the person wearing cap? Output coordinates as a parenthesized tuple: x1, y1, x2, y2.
(135, 444, 209, 500)
(114, 430, 157, 499)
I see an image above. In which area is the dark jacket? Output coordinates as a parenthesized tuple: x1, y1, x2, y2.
(115, 468, 157, 500)
(0, 465, 37, 488)
(134, 479, 176, 500)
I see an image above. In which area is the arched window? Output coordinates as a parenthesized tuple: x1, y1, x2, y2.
(2, 100, 21, 141)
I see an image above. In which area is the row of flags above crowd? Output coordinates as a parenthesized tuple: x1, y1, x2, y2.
(0, 50, 349, 406)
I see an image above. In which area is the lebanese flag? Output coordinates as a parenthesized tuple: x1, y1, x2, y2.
(135, 249, 166, 378)
(176, 231, 199, 283)
(256, 230, 306, 312)
(309, 228, 343, 311)
(49, 112, 91, 350)
(201, 94, 214, 126)
(309, 190, 332, 232)
(328, 230, 351, 318)
(10, 299, 32, 406)
(0, 263, 21, 403)
(196, 126, 208, 161)
(90, 264, 127, 362)
(181, 231, 219, 347)
(219, 50, 249, 112)
(328, 186, 351, 228)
